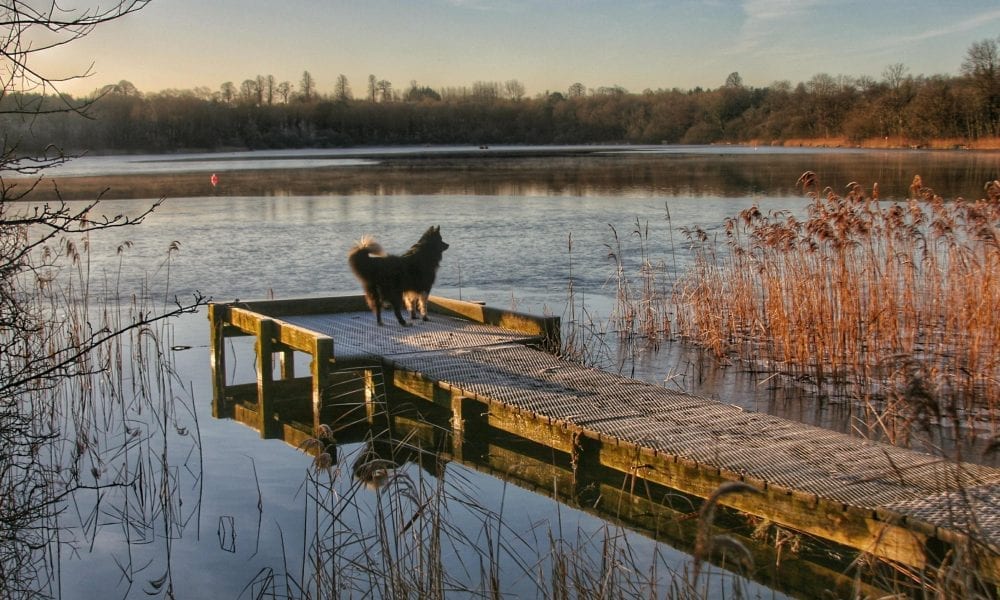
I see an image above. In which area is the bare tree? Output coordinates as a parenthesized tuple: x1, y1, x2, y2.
(255, 74, 266, 105)
(376, 79, 393, 102)
(472, 80, 500, 102)
(99, 79, 141, 97)
(882, 62, 909, 90)
(961, 37, 1000, 134)
(299, 70, 316, 102)
(0, 0, 149, 115)
(263, 74, 276, 105)
(240, 78, 259, 105)
(219, 81, 237, 104)
(567, 82, 586, 97)
(334, 74, 352, 101)
(368, 74, 377, 102)
(503, 79, 526, 101)
(277, 80, 293, 104)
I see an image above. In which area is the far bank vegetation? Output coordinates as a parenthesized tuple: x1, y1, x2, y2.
(5, 37, 1000, 153)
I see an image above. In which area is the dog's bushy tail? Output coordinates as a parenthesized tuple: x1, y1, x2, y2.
(348, 235, 385, 280)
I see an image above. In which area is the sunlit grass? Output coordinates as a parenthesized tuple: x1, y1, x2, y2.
(668, 174, 1000, 446)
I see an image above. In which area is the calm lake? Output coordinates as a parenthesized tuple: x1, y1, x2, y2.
(33, 145, 1000, 598)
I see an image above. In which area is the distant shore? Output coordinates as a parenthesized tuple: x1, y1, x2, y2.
(753, 136, 1000, 151)
(14, 144, 998, 203)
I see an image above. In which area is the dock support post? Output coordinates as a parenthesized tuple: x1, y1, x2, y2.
(208, 303, 229, 419)
(364, 366, 393, 430)
(280, 349, 295, 379)
(256, 319, 277, 438)
(364, 368, 379, 424)
(311, 336, 333, 437)
(571, 432, 602, 504)
(451, 395, 488, 462)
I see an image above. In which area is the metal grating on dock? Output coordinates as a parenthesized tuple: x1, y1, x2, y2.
(282, 312, 544, 360)
(385, 342, 1000, 538)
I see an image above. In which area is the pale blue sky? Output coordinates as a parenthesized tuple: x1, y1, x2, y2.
(39, 0, 1000, 97)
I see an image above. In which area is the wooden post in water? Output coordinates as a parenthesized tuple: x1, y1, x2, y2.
(311, 336, 333, 436)
(208, 303, 229, 419)
(280, 349, 295, 379)
(364, 365, 395, 431)
(451, 395, 488, 463)
(571, 432, 603, 505)
(256, 319, 277, 438)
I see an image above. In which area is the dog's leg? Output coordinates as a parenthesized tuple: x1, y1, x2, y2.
(419, 292, 430, 321)
(390, 299, 409, 326)
(405, 292, 418, 320)
(385, 290, 409, 326)
(367, 286, 384, 326)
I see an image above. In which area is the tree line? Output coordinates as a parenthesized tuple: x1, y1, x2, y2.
(5, 37, 1000, 153)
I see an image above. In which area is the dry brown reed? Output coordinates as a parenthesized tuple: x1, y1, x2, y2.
(605, 219, 673, 346)
(672, 173, 1000, 444)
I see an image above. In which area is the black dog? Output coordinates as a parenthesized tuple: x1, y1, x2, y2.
(348, 226, 449, 326)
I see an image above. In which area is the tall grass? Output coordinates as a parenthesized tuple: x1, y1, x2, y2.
(563, 214, 674, 375)
(670, 175, 1000, 444)
(0, 212, 204, 599)
(606, 217, 674, 348)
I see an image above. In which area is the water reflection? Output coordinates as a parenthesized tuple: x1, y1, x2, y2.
(28, 146, 1000, 202)
(214, 360, 887, 600)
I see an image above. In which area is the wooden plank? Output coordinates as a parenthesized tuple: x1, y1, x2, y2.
(239, 295, 369, 317)
(274, 319, 332, 354)
(484, 401, 579, 455)
(594, 438, 930, 568)
(393, 368, 451, 407)
(427, 295, 560, 350)
(224, 379, 311, 403)
(223, 382, 259, 402)
(394, 368, 581, 454)
(229, 306, 265, 334)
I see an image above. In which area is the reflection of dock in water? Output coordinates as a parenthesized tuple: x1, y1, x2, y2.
(208, 295, 1000, 587)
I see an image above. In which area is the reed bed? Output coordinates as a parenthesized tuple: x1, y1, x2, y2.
(0, 200, 204, 599)
(671, 174, 1000, 443)
(606, 218, 674, 348)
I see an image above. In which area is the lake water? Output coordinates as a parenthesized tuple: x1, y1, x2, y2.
(26, 145, 1000, 598)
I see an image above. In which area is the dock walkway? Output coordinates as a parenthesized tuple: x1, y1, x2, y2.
(208, 295, 1000, 578)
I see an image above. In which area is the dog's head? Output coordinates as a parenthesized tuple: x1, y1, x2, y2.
(420, 225, 449, 253)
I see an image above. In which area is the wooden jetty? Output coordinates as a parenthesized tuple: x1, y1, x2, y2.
(208, 294, 1000, 581)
